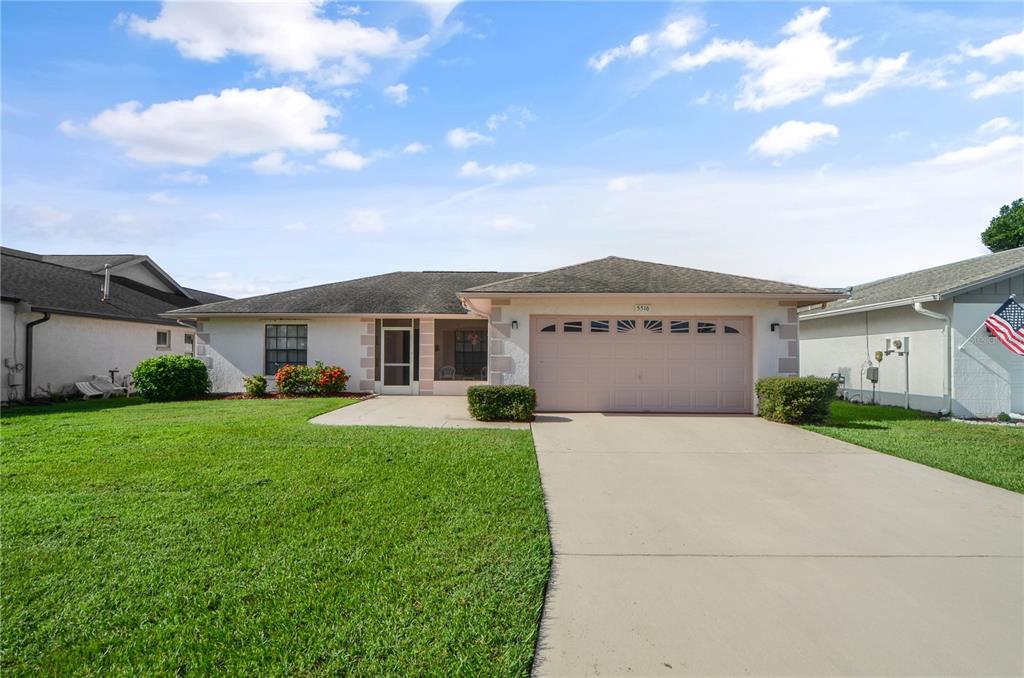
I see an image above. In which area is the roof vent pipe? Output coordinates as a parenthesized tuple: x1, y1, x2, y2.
(101, 264, 111, 302)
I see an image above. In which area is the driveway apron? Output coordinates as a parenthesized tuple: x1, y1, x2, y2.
(530, 413, 1023, 676)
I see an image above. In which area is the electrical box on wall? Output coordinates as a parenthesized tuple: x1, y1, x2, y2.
(866, 366, 879, 383)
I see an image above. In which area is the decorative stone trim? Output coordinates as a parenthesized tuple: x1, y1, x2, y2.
(778, 357, 799, 374)
(788, 340, 799, 358)
(359, 319, 376, 392)
(419, 319, 435, 394)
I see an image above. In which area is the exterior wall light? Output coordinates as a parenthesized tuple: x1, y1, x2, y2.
(511, 320, 519, 330)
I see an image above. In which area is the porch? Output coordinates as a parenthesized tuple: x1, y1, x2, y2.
(359, 317, 489, 395)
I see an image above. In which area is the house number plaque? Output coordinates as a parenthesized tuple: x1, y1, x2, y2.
(634, 304, 652, 313)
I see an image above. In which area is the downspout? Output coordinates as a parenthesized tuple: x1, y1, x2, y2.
(913, 302, 952, 416)
(24, 311, 52, 401)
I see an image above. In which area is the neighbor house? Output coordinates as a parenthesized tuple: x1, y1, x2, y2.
(1, 247, 229, 402)
(165, 256, 843, 413)
(800, 247, 1024, 418)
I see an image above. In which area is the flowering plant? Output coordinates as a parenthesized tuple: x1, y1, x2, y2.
(275, 364, 316, 395)
(315, 361, 349, 395)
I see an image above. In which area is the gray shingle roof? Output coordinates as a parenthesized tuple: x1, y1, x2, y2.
(463, 256, 842, 296)
(804, 247, 1024, 317)
(166, 271, 529, 316)
(1, 248, 228, 326)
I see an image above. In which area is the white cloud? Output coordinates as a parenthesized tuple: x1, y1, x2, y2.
(403, 141, 430, 154)
(589, 16, 704, 71)
(750, 121, 839, 159)
(417, 0, 462, 27)
(446, 127, 492, 149)
(251, 151, 298, 175)
(485, 105, 536, 131)
(962, 30, 1024, 63)
(14, 205, 72, 229)
(321, 148, 371, 171)
(970, 70, 1024, 99)
(146, 191, 179, 204)
(978, 117, 1018, 135)
(342, 208, 385, 232)
(384, 83, 409, 105)
(124, 0, 424, 84)
(671, 7, 915, 110)
(925, 135, 1024, 166)
(57, 120, 81, 136)
(81, 87, 340, 165)
(823, 53, 910, 106)
(459, 161, 535, 181)
(607, 175, 644, 191)
(490, 215, 534, 231)
(694, 90, 712, 105)
(283, 221, 307, 232)
(161, 170, 208, 185)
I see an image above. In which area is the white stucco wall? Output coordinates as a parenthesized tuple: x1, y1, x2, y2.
(490, 297, 797, 413)
(0, 307, 195, 401)
(953, 302, 1023, 417)
(197, 316, 364, 393)
(1, 302, 24, 402)
(800, 304, 950, 412)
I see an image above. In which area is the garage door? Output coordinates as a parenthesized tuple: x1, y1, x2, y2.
(530, 316, 753, 413)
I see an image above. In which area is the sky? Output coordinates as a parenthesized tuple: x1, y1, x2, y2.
(2, 1, 1023, 298)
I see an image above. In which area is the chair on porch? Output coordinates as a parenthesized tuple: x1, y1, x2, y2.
(479, 366, 487, 380)
(439, 365, 456, 380)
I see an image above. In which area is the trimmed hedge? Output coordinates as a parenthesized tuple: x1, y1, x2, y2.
(274, 362, 349, 396)
(132, 355, 211, 402)
(243, 374, 268, 397)
(467, 385, 536, 422)
(755, 376, 838, 424)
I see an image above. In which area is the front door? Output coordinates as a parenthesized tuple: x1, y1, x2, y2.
(381, 327, 414, 394)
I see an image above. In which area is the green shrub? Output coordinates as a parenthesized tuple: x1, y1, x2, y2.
(274, 364, 317, 395)
(467, 385, 536, 422)
(132, 355, 210, 402)
(755, 376, 838, 424)
(243, 374, 267, 397)
(997, 412, 1011, 422)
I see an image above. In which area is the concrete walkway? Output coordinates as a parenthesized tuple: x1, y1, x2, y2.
(531, 413, 1023, 676)
(309, 395, 529, 429)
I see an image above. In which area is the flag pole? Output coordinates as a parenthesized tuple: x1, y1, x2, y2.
(957, 293, 1016, 352)
(957, 323, 987, 351)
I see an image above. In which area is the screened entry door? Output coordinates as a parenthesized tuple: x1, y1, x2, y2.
(381, 327, 414, 394)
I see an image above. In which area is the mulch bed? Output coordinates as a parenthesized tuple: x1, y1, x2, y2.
(194, 392, 376, 401)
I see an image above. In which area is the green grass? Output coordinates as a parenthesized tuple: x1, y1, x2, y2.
(1, 398, 551, 676)
(805, 401, 1024, 493)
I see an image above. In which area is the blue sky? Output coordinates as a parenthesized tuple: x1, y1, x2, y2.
(3, 1, 1022, 297)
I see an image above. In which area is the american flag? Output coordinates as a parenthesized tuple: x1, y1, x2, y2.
(984, 296, 1024, 355)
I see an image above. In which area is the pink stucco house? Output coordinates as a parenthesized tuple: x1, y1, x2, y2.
(166, 256, 843, 413)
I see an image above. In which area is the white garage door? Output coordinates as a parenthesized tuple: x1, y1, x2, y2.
(530, 315, 753, 413)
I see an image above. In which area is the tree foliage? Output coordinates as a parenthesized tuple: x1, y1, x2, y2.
(981, 197, 1024, 252)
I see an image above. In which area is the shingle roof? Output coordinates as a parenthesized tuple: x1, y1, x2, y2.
(166, 271, 529, 316)
(1, 247, 228, 326)
(803, 247, 1024, 318)
(463, 256, 842, 296)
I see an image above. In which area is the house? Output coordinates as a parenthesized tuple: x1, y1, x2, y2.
(800, 247, 1024, 418)
(1, 247, 229, 402)
(165, 256, 843, 413)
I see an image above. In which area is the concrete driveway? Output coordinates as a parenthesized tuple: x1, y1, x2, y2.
(531, 413, 1023, 676)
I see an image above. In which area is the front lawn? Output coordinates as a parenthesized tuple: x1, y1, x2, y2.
(1, 398, 550, 676)
(805, 401, 1024, 493)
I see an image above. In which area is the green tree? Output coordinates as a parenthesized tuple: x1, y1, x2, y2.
(981, 198, 1024, 252)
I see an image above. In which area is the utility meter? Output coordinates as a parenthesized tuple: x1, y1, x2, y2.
(866, 366, 879, 383)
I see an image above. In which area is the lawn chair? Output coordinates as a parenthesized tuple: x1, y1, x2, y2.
(76, 378, 128, 399)
(439, 365, 456, 380)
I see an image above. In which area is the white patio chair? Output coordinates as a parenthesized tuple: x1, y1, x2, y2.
(439, 365, 456, 380)
(75, 382, 109, 399)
